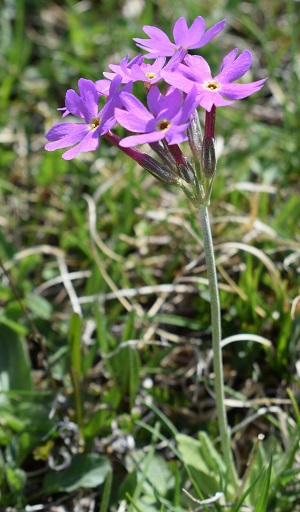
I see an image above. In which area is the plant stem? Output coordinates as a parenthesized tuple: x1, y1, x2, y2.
(199, 205, 226, 446)
(199, 205, 239, 489)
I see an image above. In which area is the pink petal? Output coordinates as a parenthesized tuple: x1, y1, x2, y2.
(120, 92, 153, 122)
(185, 16, 206, 46)
(65, 90, 84, 118)
(220, 48, 239, 71)
(120, 131, 164, 147)
(77, 79, 99, 121)
(194, 19, 226, 48)
(215, 50, 252, 83)
(115, 108, 152, 132)
(173, 17, 188, 46)
(141, 25, 171, 43)
(221, 79, 267, 99)
(161, 68, 198, 94)
(184, 55, 212, 81)
(45, 123, 88, 150)
(197, 91, 233, 111)
(63, 130, 100, 160)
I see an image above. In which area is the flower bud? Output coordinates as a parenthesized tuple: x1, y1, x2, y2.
(201, 137, 216, 179)
(187, 110, 202, 162)
(105, 131, 181, 185)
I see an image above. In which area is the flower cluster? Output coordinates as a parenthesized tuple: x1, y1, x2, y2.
(45, 16, 267, 204)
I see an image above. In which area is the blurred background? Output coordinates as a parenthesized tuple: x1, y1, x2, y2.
(0, 0, 299, 510)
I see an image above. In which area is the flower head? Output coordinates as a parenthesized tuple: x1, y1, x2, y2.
(104, 55, 166, 85)
(45, 76, 131, 160)
(133, 16, 226, 67)
(115, 85, 197, 147)
(161, 49, 267, 111)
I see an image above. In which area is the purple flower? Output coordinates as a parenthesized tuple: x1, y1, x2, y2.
(104, 55, 166, 85)
(161, 49, 267, 111)
(58, 78, 111, 119)
(115, 85, 197, 147)
(45, 76, 131, 160)
(133, 16, 226, 67)
(103, 54, 143, 83)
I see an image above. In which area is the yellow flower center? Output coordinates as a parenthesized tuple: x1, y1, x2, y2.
(204, 81, 220, 91)
(146, 72, 156, 80)
(156, 119, 171, 132)
(90, 117, 100, 130)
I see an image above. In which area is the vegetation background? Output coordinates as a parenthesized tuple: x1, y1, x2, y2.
(0, 0, 299, 510)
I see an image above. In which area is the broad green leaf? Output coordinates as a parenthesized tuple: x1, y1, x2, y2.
(176, 432, 228, 497)
(0, 324, 32, 392)
(43, 453, 110, 493)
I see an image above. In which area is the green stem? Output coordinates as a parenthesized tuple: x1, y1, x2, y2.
(199, 205, 239, 489)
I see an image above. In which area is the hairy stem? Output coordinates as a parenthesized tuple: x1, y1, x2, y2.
(199, 205, 239, 488)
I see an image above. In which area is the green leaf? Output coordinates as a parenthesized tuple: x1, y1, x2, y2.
(118, 468, 138, 501)
(99, 467, 112, 512)
(0, 324, 32, 392)
(254, 459, 272, 512)
(43, 453, 110, 493)
(25, 292, 53, 320)
(232, 468, 264, 512)
(176, 432, 230, 498)
(6, 467, 27, 494)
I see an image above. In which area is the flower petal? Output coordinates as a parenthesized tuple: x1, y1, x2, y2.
(115, 109, 149, 132)
(141, 25, 171, 43)
(197, 91, 233, 111)
(133, 25, 175, 57)
(119, 92, 154, 122)
(173, 17, 188, 46)
(64, 89, 85, 118)
(166, 124, 189, 145)
(195, 19, 226, 48)
(161, 68, 198, 94)
(120, 131, 164, 147)
(161, 87, 183, 118)
(185, 16, 206, 46)
(45, 123, 88, 151)
(221, 79, 267, 99)
(172, 86, 197, 124)
(77, 79, 99, 121)
(215, 50, 252, 83)
(62, 129, 100, 160)
(184, 55, 212, 81)
(150, 56, 166, 73)
(220, 48, 239, 71)
(95, 79, 111, 95)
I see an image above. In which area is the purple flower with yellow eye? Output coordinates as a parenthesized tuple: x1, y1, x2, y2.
(133, 16, 226, 67)
(45, 76, 131, 160)
(103, 54, 143, 82)
(161, 49, 267, 111)
(104, 55, 166, 85)
(115, 85, 198, 147)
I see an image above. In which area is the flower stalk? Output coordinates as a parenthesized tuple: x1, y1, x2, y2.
(199, 204, 239, 488)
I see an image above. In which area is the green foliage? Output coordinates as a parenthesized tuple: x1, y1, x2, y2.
(0, 324, 32, 391)
(42, 453, 110, 493)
